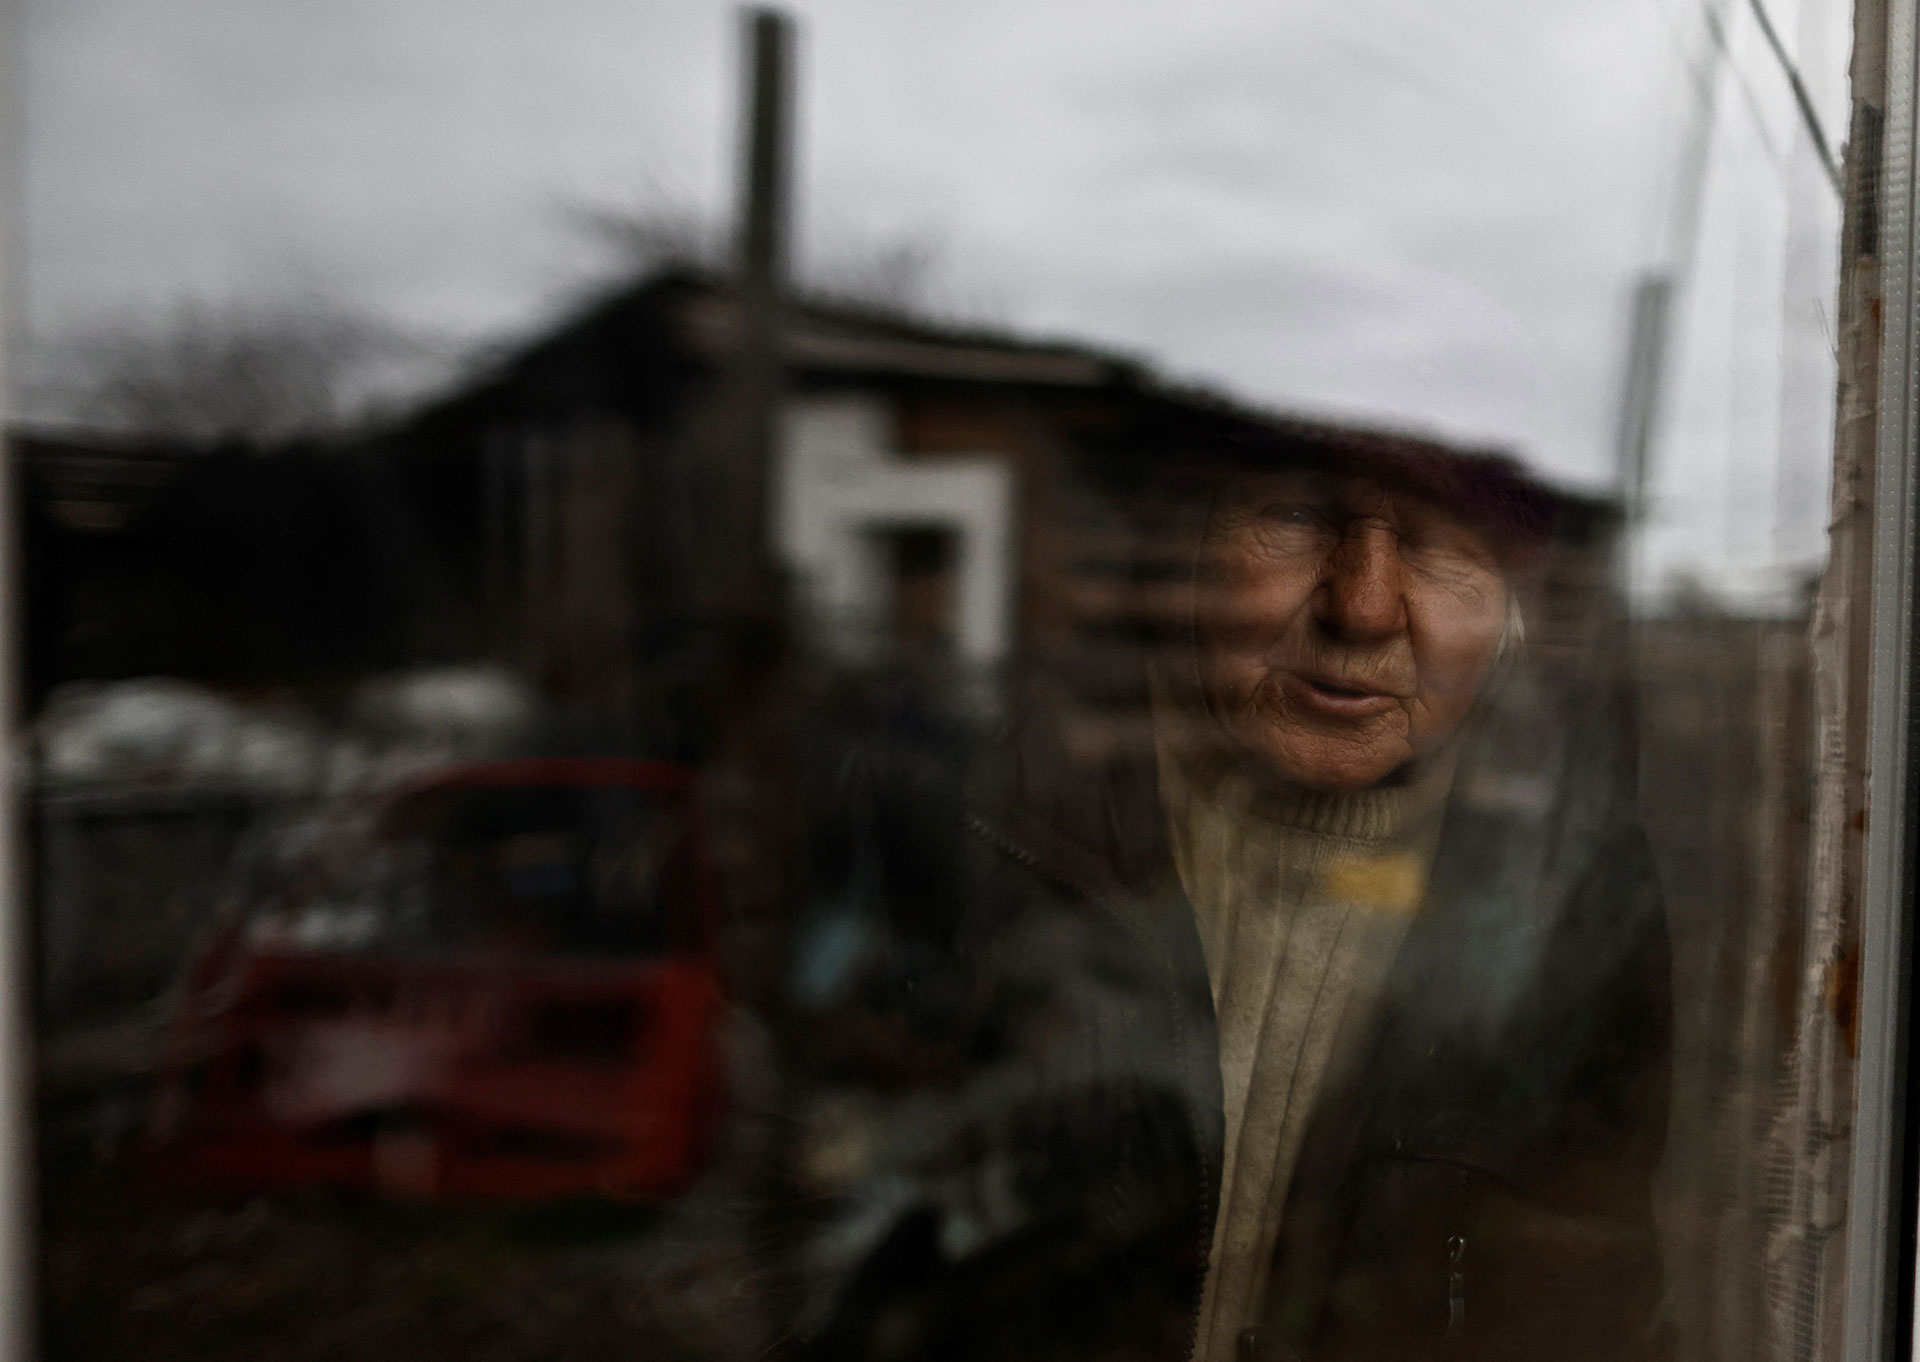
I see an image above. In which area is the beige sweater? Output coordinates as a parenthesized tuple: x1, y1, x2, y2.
(1155, 734, 1454, 1362)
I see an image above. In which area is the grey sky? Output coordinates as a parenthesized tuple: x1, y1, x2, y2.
(21, 0, 1850, 595)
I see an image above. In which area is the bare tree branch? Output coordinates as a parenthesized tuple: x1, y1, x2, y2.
(25, 302, 436, 443)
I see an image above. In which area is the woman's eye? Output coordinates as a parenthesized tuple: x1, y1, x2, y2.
(1401, 538, 1503, 593)
(1261, 503, 1324, 526)
(1240, 503, 1334, 554)
(1401, 523, 1497, 570)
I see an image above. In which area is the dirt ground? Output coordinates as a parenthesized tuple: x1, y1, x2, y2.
(38, 1096, 781, 1362)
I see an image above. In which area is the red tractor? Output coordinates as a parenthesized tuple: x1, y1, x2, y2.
(152, 758, 726, 1202)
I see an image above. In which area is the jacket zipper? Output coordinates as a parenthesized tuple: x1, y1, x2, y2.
(963, 811, 1216, 1362)
(1167, 947, 1213, 1362)
(1447, 1230, 1468, 1341)
(1444, 1163, 1471, 1357)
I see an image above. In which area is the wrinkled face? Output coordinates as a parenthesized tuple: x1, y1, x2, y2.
(1196, 470, 1511, 792)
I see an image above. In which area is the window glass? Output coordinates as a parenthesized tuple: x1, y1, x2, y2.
(18, 3, 1876, 1360)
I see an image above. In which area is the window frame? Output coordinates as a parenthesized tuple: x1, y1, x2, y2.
(1847, 0, 1920, 1355)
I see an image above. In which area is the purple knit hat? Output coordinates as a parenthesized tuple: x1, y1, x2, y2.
(1203, 417, 1564, 554)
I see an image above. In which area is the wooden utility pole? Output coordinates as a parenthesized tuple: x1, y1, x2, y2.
(729, 6, 793, 615)
(1613, 270, 1672, 586)
(739, 8, 793, 301)
(1611, 0, 1732, 593)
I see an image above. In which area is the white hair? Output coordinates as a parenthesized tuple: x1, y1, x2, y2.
(1493, 591, 1527, 666)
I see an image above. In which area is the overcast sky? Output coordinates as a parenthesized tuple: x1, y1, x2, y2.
(20, 0, 1851, 601)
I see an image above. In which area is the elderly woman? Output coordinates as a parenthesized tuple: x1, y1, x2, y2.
(792, 437, 1670, 1362)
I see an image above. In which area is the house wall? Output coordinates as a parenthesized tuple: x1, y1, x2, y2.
(775, 395, 1015, 672)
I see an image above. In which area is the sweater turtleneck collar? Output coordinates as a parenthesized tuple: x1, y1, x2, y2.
(1201, 750, 1456, 846)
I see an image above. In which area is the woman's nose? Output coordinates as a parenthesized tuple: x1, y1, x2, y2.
(1321, 524, 1407, 640)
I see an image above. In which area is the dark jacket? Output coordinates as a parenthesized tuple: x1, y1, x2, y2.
(787, 661, 1671, 1362)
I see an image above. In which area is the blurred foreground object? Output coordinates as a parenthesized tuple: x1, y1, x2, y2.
(150, 757, 725, 1202)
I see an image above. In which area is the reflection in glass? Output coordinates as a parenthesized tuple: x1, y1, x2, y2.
(18, 2, 1862, 1360)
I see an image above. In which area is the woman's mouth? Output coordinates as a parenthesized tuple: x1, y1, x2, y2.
(1287, 673, 1400, 719)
